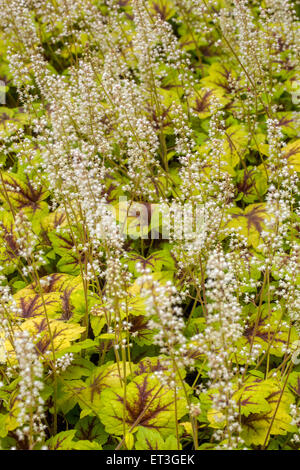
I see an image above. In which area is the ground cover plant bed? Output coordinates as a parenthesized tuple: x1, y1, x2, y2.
(0, 0, 299, 451)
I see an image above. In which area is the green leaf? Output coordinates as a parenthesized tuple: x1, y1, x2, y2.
(149, 0, 176, 21)
(226, 203, 268, 247)
(275, 112, 300, 138)
(71, 440, 102, 450)
(133, 356, 185, 381)
(129, 316, 154, 346)
(0, 212, 22, 273)
(56, 379, 86, 415)
(6, 315, 86, 359)
(126, 249, 175, 276)
(76, 362, 131, 414)
(13, 292, 62, 319)
(46, 430, 77, 450)
(207, 376, 295, 446)
(233, 379, 272, 417)
(0, 172, 49, 219)
(135, 427, 179, 450)
(0, 414, 8, 438)
(191, 87, 229, 119)
(75, 416, 108, 445)
(201, 62, 238, 97)
(98, 373, 187, 437)
(282, 139, 300, 173)
(235, 167, 267, 203)
(58, 357, 95, 380)
(239, 304, 298, 359)
(237, 378, 295, 446)
(221, 125, 248, 168)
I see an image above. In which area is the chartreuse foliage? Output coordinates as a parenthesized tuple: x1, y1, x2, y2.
(0, 0, 299, 452)
(98, 374, 187, 437)
(207, 376, 295, 446)
(135, 427, 180, 450)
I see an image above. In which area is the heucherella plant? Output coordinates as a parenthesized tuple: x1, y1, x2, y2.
(0, 0, 299, 451)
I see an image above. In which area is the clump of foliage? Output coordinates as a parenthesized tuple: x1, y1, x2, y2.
(0, 0, 299, 450)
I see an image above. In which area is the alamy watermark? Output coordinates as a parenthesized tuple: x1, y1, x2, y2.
(0, 80, 6, 105)
(101, 197, 206, 241)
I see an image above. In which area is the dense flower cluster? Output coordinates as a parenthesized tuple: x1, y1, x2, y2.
(14, 331, 46, 447)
